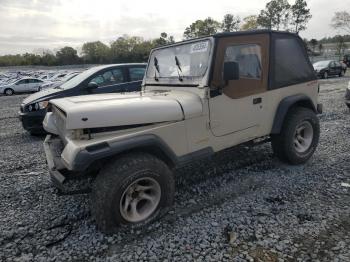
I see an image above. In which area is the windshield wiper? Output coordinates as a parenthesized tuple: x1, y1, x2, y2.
(154, 57, 160, 81)
(175, 56, 183, 82)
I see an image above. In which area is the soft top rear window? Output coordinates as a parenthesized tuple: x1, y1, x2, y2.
(271, 34, 316, 89)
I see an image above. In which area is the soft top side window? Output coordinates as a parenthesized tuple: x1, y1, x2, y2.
(224, 44, 262, 80)
(271, 34, 316, 89)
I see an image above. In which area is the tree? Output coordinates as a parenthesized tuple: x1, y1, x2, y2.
(183, 17, 221, 39)
(41, 52, 57, 66)
(290, 0, 312, 34)
(221, 14, 241, 32)
(82, 41, 110, 64)
(309, 39, 318, 54)
(318, 43, 324, 55)
(56, 46, 79, 65)
(153, 32, 175, 47)
(335, 35, 348, 59)
(241, 15, 259, 31)
(331, 11, 350, 33)
(257, 0, 290, 30)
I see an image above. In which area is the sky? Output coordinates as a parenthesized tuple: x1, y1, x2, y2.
(0, 0, 348, 55)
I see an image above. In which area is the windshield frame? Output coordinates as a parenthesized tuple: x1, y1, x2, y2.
(143, 37, 215, 87)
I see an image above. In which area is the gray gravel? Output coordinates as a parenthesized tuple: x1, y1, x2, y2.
(0, 75, 350, 261)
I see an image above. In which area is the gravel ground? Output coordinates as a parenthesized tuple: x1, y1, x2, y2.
(0, 75, 349, 261)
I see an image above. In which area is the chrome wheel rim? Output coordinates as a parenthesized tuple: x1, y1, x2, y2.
(120, 177, 161, 223)
(294, 121, 313, 153)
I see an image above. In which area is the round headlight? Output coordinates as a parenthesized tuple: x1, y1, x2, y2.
(28, 105, 33, 112)
(35, 103, 39, 110)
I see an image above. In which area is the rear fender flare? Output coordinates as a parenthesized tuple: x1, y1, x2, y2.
(271, 94, 316, 134)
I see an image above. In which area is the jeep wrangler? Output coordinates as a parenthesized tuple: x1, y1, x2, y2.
(43, 30, 322, 232)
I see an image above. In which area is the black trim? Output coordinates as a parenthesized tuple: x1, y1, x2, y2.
(83, 123, 154, 134)
(69, 135, 214, 171)
(209, 37, 221, 98)
(271, 94, 316, 134)
(72, 135, 177, 171)
(177, 147, 214, 167)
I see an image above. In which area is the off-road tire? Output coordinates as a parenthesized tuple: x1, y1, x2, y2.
(271, 107, 320, 165)
(91, 152, 175, 233)
(4, 88, 14, 96)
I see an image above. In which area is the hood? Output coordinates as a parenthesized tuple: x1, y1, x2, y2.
(22, 88, 63, 105)
(313, 66, 326, 70)
(50, 90, 203, 130)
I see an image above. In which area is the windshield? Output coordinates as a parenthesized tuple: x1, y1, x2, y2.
(59, 67, 101, 89)
(146, 40, 211, 81)
(313, 61, 330, 67)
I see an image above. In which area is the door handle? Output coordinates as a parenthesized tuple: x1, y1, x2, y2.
(253, 97, 262, 104)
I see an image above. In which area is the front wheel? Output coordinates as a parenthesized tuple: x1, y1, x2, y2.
(4, 88, 14, 96)
(271, 107, 320, 165)
(339, 71, 344, 77)
(323, 71, 328, 79)
(91, 153, 174, 233)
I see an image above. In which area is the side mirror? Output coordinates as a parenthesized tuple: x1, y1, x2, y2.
(223, 61, 240, 84)
(87, 82, 99, 90)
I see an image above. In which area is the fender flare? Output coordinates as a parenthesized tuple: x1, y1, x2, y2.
(271, 94, 316, 135)
(72, 134, 179, 171)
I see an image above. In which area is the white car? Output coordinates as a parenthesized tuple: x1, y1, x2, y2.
(0, 78, 45, 95)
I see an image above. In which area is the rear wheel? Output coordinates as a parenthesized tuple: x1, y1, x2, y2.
(271, 107, 320, 165)
(91, 152, 174, 233)
(4, 88, 14, 96)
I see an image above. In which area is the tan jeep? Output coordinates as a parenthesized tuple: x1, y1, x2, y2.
(43, 30, 322, 232)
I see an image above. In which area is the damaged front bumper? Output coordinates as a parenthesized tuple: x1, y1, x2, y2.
(43, 135, 68, 190)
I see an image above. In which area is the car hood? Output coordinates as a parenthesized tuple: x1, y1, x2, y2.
(49, 90, 203, 130)
(22, 88, 63, 105)
(313, 66, 326, 70)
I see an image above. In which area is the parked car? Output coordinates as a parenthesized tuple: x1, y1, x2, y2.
(40, 72, 80, 90)
(313, 60, 344, 79)
(43, 30, 322, 232)
(0, 78, 44, 95)
(19, 63, 146, 135)
(345, 81, 350, 109)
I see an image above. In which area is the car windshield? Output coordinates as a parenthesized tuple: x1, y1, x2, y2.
(146, 40, 211, 81)
(59, 67, 103, 90)
(313, 61, 330, 67)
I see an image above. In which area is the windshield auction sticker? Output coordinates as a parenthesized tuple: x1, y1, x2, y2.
(190, 41, 209, 53)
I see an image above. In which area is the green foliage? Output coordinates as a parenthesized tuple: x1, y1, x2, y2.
(241, 15, 258, 31)
(290, 0, 312, 33)
(183, 17, 221, 39)
(319, 35, 350, 44)
(331, 11, 350, 33)
(221, 14, 241, 32)
(0, 32, 174, 66)
(56, 46, 80, 65)
(309, 39, 318, 53)
(257, 0, 290, 30)
(334, 35, 348, 58)
(82, 41, 110, 64)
